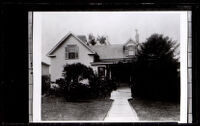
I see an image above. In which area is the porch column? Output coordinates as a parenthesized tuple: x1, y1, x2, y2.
(106, 65, 112, 80)
(109, 66, 112, 79)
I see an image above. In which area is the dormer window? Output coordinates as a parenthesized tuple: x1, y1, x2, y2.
(124, 45, 135, 57)
(65, 45, 79, 59)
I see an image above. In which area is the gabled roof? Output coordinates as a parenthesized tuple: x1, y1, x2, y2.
(47, 32, 96, 56)
(124, 38, 137, 46)
(90, 44, 126, 59)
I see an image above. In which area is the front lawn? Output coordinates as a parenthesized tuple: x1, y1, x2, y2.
(42, 96, 113, 121)
(129, 98, 180, 122)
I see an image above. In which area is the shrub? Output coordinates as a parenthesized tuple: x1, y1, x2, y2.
(54, 63, 117, 100)
(42, 75, 50, 95)
(90, 77, 116, 99)
(66, 82, 91, 101)
(62, 63, 95, 100)
(51, 78, 66, 96)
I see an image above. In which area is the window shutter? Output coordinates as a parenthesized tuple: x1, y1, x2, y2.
(65, 46, 68, 59)
(75, 46, 79, 58)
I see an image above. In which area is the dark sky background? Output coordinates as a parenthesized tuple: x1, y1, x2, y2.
(39, 12, 181, 63)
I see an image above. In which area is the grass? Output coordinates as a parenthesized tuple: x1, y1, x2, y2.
(129, 98, 180, 122)
(42, 96, 113, 121)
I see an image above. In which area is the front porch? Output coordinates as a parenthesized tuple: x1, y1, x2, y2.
(91, 58, 135, 87)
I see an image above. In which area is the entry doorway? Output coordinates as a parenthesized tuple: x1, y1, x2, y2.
(111, 63, 133, 87)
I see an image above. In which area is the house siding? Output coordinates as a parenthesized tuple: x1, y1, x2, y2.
(42, 63, 50, 76)
(50, 35, 97, 82)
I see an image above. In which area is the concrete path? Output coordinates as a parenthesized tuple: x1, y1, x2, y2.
(104, 86, 139, 122)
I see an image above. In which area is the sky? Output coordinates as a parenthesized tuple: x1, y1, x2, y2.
(39, 12, 181, 63)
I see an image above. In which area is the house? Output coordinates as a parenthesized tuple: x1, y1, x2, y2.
(42, 62, 50, 76)
(47, 32, 139, 83)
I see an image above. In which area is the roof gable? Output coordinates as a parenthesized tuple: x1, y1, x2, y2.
(47, 32, 95, 56)
(124, 38, 137, 47)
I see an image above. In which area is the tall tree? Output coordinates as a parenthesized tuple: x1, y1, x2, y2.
(132, 34, 180, 101)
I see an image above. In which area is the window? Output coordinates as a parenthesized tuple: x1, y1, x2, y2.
(125, 45, 135, 56)
(65, 45, 79, 59)
(128, 50, 135, 55)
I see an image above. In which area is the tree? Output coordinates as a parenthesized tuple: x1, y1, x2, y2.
(97, 35, 107, 45)
(131, 34, 180, 101)
(88, 34, 96, 45)
(88, 34, 109, 45)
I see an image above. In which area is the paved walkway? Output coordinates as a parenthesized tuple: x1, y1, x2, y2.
(104, 86, 139, 122)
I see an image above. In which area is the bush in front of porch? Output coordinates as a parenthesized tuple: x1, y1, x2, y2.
(51, 63, 116, 101)
(90, 76, 116, 99)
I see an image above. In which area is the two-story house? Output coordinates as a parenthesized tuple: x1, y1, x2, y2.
(47, 32, 139, 82)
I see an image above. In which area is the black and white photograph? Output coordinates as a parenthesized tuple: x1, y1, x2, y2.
(31, 11, 189, 122)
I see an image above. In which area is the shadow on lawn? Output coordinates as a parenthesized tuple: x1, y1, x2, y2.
(128, 98, 180, 122)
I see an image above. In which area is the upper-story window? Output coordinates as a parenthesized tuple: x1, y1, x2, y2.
(127, 45, 135, 56)
(65, 45, 79, 59)
(124, 45, 135, 56)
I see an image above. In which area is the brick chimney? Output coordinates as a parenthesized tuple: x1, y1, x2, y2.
(135, 29, 139, 43)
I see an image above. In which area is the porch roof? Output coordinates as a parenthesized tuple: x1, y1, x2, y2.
(91, 58, 134, 66)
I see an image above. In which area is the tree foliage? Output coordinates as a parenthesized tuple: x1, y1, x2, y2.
(131, 34, 180, 101)
(62, 63, 95, 83)
(97, 35, 107, 45)
(88, 33, 108, 45)
(88, 34, 96, 46)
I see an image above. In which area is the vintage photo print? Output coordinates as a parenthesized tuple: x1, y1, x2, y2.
(30, 11, 189, 123)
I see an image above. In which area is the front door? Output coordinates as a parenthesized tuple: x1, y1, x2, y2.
(111, 63, 132, 85)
